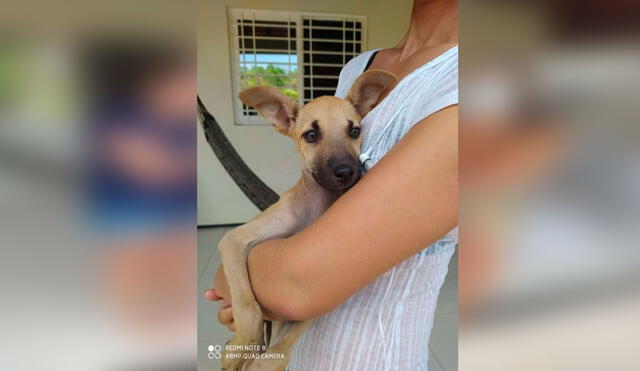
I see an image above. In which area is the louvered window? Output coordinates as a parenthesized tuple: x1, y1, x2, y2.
(228, 8, 366, 125)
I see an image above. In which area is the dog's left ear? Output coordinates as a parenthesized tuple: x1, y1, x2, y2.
(347, 70, 397, 118)
(239, 86, 298, 135)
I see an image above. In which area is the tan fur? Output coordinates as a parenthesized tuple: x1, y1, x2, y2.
(347, 69, 397, 117)
(218, 70, 396, 371)
(293, 96, 363, 177)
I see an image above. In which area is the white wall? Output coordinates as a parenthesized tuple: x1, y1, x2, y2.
(198, 0, 411, 225)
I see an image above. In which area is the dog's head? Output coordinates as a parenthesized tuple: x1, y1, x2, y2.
(239, 70, 397, 193)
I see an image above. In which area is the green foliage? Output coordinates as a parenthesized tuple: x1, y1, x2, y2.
(282, 88, 298, 99)
(242, 63, 298, 100)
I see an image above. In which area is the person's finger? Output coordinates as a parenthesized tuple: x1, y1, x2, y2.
(204, 288, 223, 301)
(219, 308, 235, 332)
(218, 306, 234, 325)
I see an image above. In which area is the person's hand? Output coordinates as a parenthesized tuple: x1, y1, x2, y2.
(204, 266, 235, 332)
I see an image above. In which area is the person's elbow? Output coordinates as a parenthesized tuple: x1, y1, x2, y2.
(265, 292, 318, 322)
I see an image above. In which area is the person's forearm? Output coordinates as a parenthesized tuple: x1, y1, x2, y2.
(246, 237, 309, 321)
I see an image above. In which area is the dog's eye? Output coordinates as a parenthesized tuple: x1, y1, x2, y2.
(303, 130, 318, 143)
(349, 127, 361, 139)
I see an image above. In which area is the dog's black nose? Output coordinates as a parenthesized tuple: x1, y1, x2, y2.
(334, 165, 354, 182)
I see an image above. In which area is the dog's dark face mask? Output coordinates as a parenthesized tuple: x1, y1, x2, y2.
(312, 152, 361, 194)
(291, 97, 363, 194)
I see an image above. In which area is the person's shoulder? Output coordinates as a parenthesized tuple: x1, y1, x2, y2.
(341, 49, 382, 76)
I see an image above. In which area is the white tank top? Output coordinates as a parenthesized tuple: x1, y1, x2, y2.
(288, 46, 458, 371)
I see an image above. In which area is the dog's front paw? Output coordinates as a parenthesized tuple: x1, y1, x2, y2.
(220, 342, 245, 370)
(220, 333, 264, 371)
(220, 351, 242, 371)
(233, 303, 265, 349)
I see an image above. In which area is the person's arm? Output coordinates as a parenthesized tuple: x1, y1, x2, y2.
(247, 105, 458, 321)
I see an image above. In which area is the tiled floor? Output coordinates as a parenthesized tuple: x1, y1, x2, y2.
(198, 226, 457, 370)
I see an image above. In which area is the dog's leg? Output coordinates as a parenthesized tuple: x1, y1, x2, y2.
(218, 233, 264, 370)
(218, 198, 305, 370)
(244, 320, 312, 371)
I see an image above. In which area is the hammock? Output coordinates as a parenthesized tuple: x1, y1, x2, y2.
(197, 95, 279, 211)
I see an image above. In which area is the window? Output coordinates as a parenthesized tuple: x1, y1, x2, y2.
(228, 8, 367, 125)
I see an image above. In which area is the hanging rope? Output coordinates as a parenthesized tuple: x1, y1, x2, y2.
(197, 95, 279, 211)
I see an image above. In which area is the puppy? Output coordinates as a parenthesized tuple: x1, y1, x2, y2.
(218, 70, 396, 371)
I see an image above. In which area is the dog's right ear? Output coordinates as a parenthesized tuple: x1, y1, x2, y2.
(238, 86, 299, 135)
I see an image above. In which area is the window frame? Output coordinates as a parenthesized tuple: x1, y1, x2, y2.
(227, 8, 367, 125)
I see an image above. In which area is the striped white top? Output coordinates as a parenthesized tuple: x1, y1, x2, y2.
(288, 46, 458, 371)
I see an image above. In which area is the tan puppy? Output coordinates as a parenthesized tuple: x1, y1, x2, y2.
(218, 70, 396, 371)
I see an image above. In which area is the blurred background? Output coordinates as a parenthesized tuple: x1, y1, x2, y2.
(460, 0, 640, 369)
(3, 0, 640, 370)
(0, 1, 196, 370)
